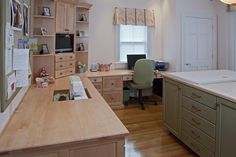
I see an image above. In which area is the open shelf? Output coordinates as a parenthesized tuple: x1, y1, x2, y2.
(77, 3, 92, 10)
(76, 21, 89, 24)
(77, 36, 89, 38)
(75, 50, 88, 53)
(33, 15, 55, 19)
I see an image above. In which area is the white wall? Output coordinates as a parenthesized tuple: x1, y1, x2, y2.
(161, 0, 234, 71)
(79, 0, 163, 67)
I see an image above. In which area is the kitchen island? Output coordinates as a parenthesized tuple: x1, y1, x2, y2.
(163, 70, 236, 157)
(0, 75, 129, 157)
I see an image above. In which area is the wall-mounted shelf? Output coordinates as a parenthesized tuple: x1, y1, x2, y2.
(33, 15, 55, 19)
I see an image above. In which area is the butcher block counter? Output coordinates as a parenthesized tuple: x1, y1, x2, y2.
(0, 75, 129, 157)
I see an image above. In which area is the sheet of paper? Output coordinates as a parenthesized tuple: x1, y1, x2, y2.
(13, 48, 29, 70)
(5, 22, 14, 75)
(7, 73, 16, 99)
(16, 70, 29, 87)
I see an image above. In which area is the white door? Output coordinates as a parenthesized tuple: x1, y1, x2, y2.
(182, 16, 215, 72)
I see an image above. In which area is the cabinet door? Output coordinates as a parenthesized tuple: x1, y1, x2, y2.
(69, 143, 117, 157)
(56, 2, 66, 33)
(163, 79, 181, 136)
(216, 98, 236, 157)
(66, 4, 75, 33)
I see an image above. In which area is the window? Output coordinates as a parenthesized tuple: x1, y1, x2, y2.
(119, 25, 148, 62)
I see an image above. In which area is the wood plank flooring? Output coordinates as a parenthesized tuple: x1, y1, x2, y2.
(114, 97, 197, 157)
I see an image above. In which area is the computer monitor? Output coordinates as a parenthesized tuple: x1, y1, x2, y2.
(127, 54, 146, 70)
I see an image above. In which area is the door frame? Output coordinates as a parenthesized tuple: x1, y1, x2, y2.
(181, 12, 217, 71)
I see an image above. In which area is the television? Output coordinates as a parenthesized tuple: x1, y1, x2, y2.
(127, 54, 146, 70)
(56, 34, 74, 53)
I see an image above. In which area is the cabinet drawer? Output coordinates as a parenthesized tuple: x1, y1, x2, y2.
(183, 85, 217, 109)
(182, 119, 215, 152)
(103, 76, 123, 91)
(55, 62, 67, 70)
(55, 69, 67, 78)
(182, 108, 215, 139)
(89, 77, 103, 83)
(103, 91, 123, 106)
(66, 54, 75, 61)
(123, 75, 133, 81)
(55, 54, 67, 62)
(66, 68, 75, 75)
(92, 82, 102, 91)
(67, 61, 75, 68)
(55, 68, 75, 78)
(183, 96, 216, 124)
(182, 131, 214, 157)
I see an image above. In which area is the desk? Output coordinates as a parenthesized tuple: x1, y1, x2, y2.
(83, 69, 168, 109)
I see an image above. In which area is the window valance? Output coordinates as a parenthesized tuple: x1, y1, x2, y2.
(113, 7, 155, 27)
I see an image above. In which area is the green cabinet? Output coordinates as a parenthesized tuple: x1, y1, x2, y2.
(163, 79, 181, 137)
(216, 98, 236, 157)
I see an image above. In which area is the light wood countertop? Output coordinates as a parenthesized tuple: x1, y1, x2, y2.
(83, 69, 134, 78)
(0, 75, 129, 153)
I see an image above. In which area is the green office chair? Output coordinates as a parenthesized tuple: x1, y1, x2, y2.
(128, 59, 157, 110)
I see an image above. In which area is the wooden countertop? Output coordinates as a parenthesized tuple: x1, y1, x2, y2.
(83, 69, 134, 78)
(0, 75, 129, 153)
(163, 72, 236, 104)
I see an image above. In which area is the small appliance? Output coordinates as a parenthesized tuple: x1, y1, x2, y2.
(155, 60, 169, 71)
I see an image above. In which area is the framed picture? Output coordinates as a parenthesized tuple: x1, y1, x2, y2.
(11, 0, 24, 31)
(78, 43, 85, 51)
(41, 27, 48, 36)
(40, 44, 49, 54)
(80, 14, 87, 22)
(23, 3, 29, 36)
(42, 7, 51, 16)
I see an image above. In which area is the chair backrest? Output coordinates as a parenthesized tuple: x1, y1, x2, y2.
(133, 59, 155, 88)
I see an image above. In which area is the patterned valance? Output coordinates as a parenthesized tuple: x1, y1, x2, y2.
(113, 7, 155, 27)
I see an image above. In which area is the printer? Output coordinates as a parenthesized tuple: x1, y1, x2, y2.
(155, 60, 169, 71)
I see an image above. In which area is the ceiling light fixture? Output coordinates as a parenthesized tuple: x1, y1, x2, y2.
(220, 0, 236, 5)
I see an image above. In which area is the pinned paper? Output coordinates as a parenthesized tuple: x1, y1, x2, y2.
(5, 22, 14, 75)
(7, 73, 16, 99)
(13, 48, 29, 70)
(16, 70, 29, 87)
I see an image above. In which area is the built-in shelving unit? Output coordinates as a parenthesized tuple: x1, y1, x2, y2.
(75, 3, 92, 68)
(31, 0, 56, 80)
(31, 0, 92, 80)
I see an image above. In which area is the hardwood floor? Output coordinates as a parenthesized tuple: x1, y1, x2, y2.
(114, 97, 197, 157)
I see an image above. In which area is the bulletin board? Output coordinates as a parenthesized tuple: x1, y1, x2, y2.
(2, 0, 31, 112)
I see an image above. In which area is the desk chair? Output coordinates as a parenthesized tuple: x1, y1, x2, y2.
(127, 59, 157, 110)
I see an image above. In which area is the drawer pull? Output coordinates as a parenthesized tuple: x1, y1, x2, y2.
(70, 63, 73, 66)
(190, 142, 200, 152)
(191, 118, 201, 125)
(60, 65, 63, 67)
(191, 106, 201, 113)
(191, 93, 201, 99)
(191, 130, 200, 139)
(60, 73, 63, 75)
(59, 57, 63, 60)
(111, 83, 114, 86)
(94, 79, 97, 82)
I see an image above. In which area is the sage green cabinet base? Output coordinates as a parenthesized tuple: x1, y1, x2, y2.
(163, 77, 236, 157)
